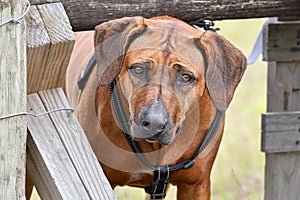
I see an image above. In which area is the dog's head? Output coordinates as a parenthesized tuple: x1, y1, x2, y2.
(95, 16, 247, 145)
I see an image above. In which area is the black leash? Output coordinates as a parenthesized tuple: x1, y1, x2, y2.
(109, 80, 223, 199)
(78, 53, 96, 91)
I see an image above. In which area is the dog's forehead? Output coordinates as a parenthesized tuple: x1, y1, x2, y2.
(128, 21, 205, 75)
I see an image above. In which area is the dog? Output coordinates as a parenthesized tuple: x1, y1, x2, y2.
(64, 16, 247, 199)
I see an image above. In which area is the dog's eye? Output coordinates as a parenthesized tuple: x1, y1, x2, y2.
(174, 64, 196, 86)
(129, 65, 144, 75)
(133, 66, 143, 74)
(177, 73, 195, 85)
(181, 74, 192, 82)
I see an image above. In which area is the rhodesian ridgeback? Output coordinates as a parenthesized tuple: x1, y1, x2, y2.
(64, 16, 247, 199)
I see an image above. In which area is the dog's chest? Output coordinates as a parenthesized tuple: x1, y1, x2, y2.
(125, 172, 154, 186)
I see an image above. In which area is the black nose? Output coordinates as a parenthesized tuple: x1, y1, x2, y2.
(142, 114, 167, 133)
(141, 102, 167, 134)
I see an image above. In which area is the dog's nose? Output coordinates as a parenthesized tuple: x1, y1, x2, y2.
(141, 102, 167, 134)
(142, 113, 167, 133)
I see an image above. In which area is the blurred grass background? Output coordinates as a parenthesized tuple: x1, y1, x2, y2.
(31, 18, 267, 200)
(210, 18, 266, 200)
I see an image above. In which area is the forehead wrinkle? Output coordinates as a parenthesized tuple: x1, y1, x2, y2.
(159, 27, 174, 96)
(158, 26, 176, 93)
(128, 25, 205, 75)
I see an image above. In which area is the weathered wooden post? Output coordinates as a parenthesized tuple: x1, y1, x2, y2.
(262, 18, 300, 199)
(0, 0, 27, 199)
(25, 3, 116, 199)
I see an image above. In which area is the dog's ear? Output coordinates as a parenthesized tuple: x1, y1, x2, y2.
(195, 31, 247, 111)
(94, 17, 147, 86)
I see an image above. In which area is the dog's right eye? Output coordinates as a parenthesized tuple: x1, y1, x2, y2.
(129, 65, 146, 79)
(131, 66, 143, 75)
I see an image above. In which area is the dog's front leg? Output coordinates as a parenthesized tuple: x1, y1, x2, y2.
(177, 177, 211, 200)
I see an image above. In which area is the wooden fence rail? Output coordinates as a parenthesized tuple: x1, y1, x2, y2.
(29, 0, 300, 31)
(25, 2, 116, 199)
(262, 111, 300, 153)
(27, 88, 116, 199)
(26, 3, 75, 93)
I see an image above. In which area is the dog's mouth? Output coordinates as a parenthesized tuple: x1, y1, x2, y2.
(129, 118, 182, 146)
(145, 125, 182, 144)
(131, 133, 174, 146)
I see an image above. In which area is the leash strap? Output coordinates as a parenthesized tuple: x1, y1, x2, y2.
(109, 80, 156, 171)
(78, 53, 96, 91)
(145, 166, 170, 199)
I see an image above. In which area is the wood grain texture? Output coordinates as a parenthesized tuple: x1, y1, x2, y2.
(26, 6, 50, 94)
(0, 0, 27, 199)
(35, 3, 75, 91)
(38, 88, 116, 200)
(30, 0, 300, 31)
(263, 21, 300, 62)
(26, 3, 75, 93)
(25, 6, 50, 48)
(262, 111, 300, 153)
(265, 153, 300, 200)
(37, 3, 74, 44)
(267, 61, 300, 112)
(27, 93, 90, 200)
(264, 19, 300, 200)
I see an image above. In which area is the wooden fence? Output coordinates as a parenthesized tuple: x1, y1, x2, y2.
(25, 3, 116, 199)
(0, 0, 299, 199)
(31, 0, 300, 31)
(261, 18, 300, 200)
(0, 1, 27, 199)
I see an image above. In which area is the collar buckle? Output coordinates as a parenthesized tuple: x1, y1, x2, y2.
(189, 19, 220, 32)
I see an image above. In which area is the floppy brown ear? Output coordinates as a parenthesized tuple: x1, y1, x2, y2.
(94, 17, 147, 86)
(195, 31, 247, 111)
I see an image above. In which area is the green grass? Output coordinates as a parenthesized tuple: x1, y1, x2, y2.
(32, 18, 267, 200)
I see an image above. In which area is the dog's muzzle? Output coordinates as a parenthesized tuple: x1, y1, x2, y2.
(130, 101, 179, 145)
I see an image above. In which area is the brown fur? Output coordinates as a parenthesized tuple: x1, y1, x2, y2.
(61, 16, 246, 199)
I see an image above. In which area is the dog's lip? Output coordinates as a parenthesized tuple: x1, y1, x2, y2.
(146, 138, 157, 143)
(130, 124, 182, 146)
(131, 134, 158, 143)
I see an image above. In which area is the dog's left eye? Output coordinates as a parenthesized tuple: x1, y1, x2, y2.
(177, 73, 195, 85)
(181, 74, 192, 82)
